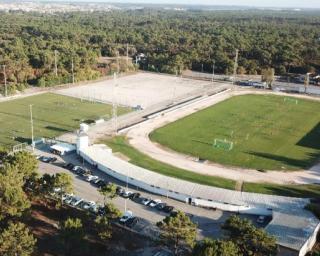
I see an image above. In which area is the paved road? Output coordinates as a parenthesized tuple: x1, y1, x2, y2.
(35, 145, 231, 240)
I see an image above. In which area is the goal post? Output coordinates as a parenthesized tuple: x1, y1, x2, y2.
(283, 97, 298, 105)
(213, 138, 234, 151)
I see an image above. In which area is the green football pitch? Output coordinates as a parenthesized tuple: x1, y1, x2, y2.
(150, 94, 320, 171)
(0, 93, 130, 147)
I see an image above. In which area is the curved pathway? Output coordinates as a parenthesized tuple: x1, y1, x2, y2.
(125, 89, 320, 185)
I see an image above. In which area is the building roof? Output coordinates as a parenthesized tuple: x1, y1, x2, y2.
(81, 144, 320, 252)
(50, 143, 76, 153)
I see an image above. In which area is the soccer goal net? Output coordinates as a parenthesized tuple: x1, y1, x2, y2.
(213, 139, 234, 151)
(283, 97, 298, 105)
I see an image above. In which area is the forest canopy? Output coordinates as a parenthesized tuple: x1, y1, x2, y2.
(0, 9, 319, 90)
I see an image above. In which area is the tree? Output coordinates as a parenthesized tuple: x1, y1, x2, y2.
(60, 218, 85, 255)
(223, 215, 277, 256)
(54, 173, 73, 205)
(0, 222, 36, 256)
(94, 203, 121, 244)
(261, 68, 275, 89)
(192, 239, 240, 256)
(0, 168, 30, 221)
(1, 151, 38, 180)
(157, 211, 197, 255)
(99, 183, 117, 203)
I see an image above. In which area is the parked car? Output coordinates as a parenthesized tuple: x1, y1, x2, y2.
(81, 201, 96, 210)
(163, 206, 174, 213)
(39, 156, 57, 163)
(70, 196, 83, 207)
(141, 198, 152, 206)
(156, 203, 167, 211)
(63, 163, 75, 170)
(85, 175, 99, 182)
(119, 211, 133, 224)
(90, 179, 106, 188)
(125, 217, 139, 228)
(116, 186, 125, 195)
(149, 199, 161, 207)
(129, 192, 141, 200)
(64, 195, 75, 205)
(122, 190, 133, 198)
(257, 215, 266, 224)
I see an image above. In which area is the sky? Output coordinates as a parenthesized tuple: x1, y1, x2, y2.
(48, 0, 320, 8)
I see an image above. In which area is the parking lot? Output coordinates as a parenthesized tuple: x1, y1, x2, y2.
(35, 144, 269, 241)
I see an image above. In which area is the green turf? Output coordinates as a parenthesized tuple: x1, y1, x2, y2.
(103, 136, 320, 199)
(0, 93, 131, 147)
(102, 136, 236, 190)
(243, 183, 320, 198)
(150, 94, 320, 171)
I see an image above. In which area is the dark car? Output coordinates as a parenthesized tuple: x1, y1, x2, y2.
(39, 156, 57, 163)
(129, 193, 141, 200)
(156, 203, 167, 211)
(116, 186, 125, 195)
(91, 179, 106, 188)
(125, 217, 139, 228)
(63, 163, 75, 170)
(163, 206, 174, 213)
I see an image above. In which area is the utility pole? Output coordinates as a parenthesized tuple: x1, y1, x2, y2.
(71, 58, 75, 85)
(233, 49, 239, 84)
(30, 105, 34, 151)
(54, 50, 58, 76)
(212, 60, 215, 83)
(3, 65, 7, 97)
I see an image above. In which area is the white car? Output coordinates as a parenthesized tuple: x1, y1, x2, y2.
(62, 193, 73, 201)
(142, 198, 152, 206)
(85, 175, 99, 182)
(122, 191, 133, 198)
(149, 199, 161, 207)
(119, 211, 133, 224)
(82, 201, 96, 210)
(64, 195, 75, 204)
(70, 196, 83, 207)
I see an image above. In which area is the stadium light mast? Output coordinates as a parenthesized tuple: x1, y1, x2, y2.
(29, 104, 34, 151)
(305, 72, 311, 93)
(71, 58, 75, 85)
(126, 43, 129, 72)
(112, 73, 118, 135)
(2, 65, 7, 97)
(233, 49, 239, 85)
(54, 50, 58, 76)
(212, 60, 215, 83)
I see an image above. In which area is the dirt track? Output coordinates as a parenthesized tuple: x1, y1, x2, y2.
(125, 89, 320, 185)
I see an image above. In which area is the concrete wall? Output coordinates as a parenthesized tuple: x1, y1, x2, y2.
(79, 149, 272, 216)
(299, 222, 320, 256)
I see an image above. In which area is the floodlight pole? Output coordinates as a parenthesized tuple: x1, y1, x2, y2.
(233, 49, 239, 85)
(71, 58, 75, 85)
(212, 60, 215, 83)
(112, 73, 118, 135)
(126, 43, 129, 71)
(54, 50, 58, 76)
(3, 65, 7, 97)
(30, 105, 34, 151)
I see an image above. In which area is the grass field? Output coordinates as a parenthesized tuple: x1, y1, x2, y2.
(0, 93, 130, 147)
(150, 94, 320, 171)
(102, 136, 236, 190)
(104, 136, 320, 198)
